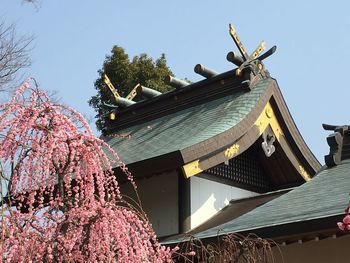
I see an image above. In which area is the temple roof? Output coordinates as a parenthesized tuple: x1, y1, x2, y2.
(103, 25, 320, 185)
(104, 76, 269, 165)
(103, 68, 320, 185)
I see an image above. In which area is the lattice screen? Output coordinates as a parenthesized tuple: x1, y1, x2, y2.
(205, 149, 271, 192)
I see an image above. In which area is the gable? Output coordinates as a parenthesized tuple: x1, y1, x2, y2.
(105, 74, 320, 187)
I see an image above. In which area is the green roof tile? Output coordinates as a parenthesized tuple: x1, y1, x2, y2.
(193, 161, 350, 240)
(105, 79, 271, 165)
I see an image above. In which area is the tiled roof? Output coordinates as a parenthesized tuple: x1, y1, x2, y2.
(169, 161, 350, 242)
(104, 79, 271, 165)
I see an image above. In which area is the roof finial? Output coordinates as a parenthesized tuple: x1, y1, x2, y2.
(228, 24, 277, 89)
(103, 73, 121, 101)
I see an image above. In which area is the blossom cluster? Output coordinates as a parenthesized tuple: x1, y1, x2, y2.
(337, 202, 350, 231)
(0, 79, 175, 262)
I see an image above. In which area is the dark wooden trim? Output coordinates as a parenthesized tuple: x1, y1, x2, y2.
(114, 151, 184, 180)
(183, 124, 261, 177)
(270, 80, 320, 173)
(200, 214, 345, 245)
(277, 132, 311, 179)
(178, 168, 191, 233)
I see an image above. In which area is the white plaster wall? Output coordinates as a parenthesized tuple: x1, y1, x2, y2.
(119, 171, 178, 237)
(190, 175, 258, 229)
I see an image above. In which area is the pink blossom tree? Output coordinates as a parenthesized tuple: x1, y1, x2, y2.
(0, 79, 175, 262)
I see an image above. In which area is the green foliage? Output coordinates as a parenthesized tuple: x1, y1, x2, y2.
(89, 46, 173, 131)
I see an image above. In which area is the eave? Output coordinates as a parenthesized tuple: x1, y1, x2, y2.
(179, 79, 320, 182)
(105, 73, 320, 186)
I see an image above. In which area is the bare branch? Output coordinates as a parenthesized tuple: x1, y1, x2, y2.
(22, 0, 42, 9)
(0, 22, 34, 91)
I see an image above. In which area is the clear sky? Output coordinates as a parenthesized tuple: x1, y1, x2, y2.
(2, 0, 350, 163)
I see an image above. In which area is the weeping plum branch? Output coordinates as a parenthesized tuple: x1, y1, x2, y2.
(0, 79, 175, 262)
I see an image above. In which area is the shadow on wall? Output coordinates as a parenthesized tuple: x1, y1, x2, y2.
(190, 176, 258, 229)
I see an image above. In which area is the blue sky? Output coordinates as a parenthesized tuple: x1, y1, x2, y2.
(2, 0, 350, 163)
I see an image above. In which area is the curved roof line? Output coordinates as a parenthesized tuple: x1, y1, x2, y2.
(105, 76, 320, 180)
(180, 79, 320, 179)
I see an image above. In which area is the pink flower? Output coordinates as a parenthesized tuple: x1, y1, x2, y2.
(343, 214, 350, 224)
(186, 251, 196, 256)
(337, 222, 346, 231)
